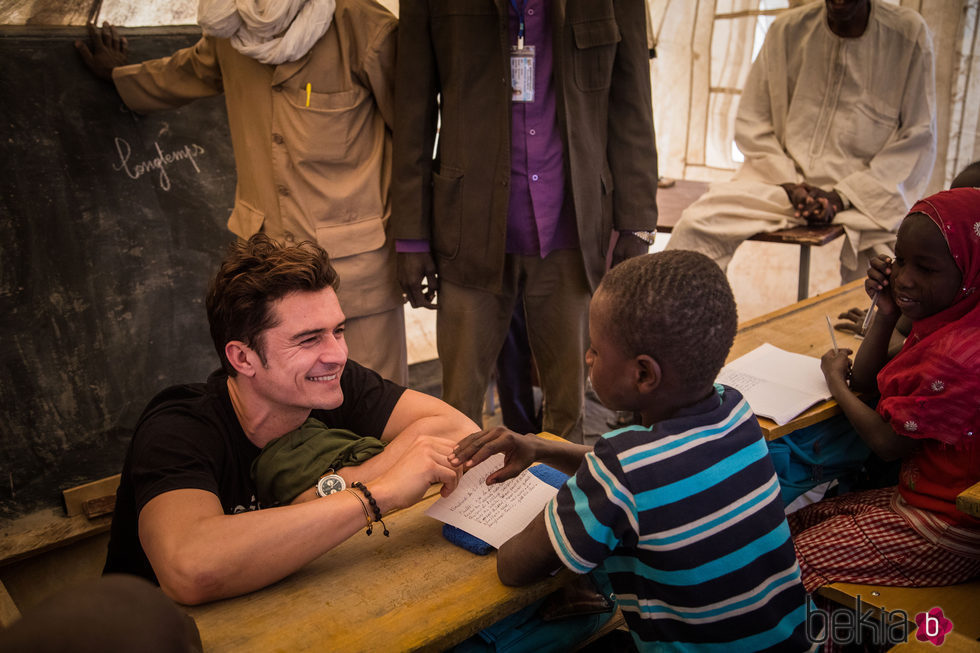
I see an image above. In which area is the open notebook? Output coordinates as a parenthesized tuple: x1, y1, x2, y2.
(716, 343, 832, 426)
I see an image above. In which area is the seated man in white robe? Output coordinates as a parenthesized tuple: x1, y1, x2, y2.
(667, 0, 936, 282)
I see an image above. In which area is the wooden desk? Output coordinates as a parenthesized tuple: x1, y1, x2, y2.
(728, 280, 867, 440)
(818, 578, 980, 641)
(888, 630, 979, 652)
(955, 481, 980, 519)
(185, 491, 570, 652)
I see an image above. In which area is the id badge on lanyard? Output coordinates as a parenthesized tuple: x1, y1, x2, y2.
(511, 45, 535, 103)
(510, 0, 535, 102)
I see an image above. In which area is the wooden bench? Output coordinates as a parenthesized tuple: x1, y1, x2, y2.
(656, 180, 845, 301)
(572, 608, 628, 651)
(814, 488, 980, 646)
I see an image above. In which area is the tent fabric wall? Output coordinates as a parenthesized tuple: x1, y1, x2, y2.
(649, 0, 980, 193)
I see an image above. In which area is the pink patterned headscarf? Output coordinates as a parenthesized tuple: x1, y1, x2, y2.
(876, 187, 980, 447)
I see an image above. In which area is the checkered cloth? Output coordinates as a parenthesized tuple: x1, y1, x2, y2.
(790, 488, 980, 592)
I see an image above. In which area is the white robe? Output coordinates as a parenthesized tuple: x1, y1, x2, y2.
(669, 0, 936, 275)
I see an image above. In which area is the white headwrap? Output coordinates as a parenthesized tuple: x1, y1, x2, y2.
(198, 0, 336, 65)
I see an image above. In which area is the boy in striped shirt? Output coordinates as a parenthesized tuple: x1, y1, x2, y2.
(451, 251, 812, 651)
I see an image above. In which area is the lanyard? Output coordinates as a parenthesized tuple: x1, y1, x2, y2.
(510, 0, 528, 49)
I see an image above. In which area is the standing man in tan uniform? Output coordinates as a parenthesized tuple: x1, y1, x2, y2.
(77, 0, 407, 384)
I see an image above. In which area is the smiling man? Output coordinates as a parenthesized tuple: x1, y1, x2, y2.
(103, 235, 478, 605)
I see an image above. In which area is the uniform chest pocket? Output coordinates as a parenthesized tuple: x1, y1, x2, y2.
(273, 86, 371, 164)
(571, 18, 621, 92)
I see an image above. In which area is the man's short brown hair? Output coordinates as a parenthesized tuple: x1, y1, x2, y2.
(206, 234, 339, 375)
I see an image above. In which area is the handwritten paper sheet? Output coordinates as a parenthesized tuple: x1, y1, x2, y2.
(425, 454, 560, 548)
(716, 343, 832, 425)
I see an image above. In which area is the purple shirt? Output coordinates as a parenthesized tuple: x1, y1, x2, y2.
(506, 0, 577, 256)
(397, 0, 578, 257)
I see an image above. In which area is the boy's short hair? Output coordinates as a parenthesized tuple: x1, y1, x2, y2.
(599, 250, 737, 390)
(951, 160, 980, 189)
(206, 234, 340, 375)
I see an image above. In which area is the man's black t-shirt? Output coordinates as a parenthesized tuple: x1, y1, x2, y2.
(103, 361, 404, 583)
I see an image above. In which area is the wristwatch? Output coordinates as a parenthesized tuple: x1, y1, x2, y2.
(315, 469, 346, 497)
(624, 230, 657, 245)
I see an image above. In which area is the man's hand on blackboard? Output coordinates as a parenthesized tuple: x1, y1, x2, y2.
(75, 22, 129, 82)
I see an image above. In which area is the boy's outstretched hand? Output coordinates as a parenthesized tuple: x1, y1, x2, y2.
(449, 427, 539, 485)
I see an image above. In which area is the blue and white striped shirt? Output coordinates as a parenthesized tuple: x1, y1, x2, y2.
(545, 385, 812, 651)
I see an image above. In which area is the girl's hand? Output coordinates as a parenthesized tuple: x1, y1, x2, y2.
(820, 348, 853, 391)
(865, 255, 898, 316)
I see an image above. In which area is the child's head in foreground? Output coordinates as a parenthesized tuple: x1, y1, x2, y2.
(588, 250, 737, 423)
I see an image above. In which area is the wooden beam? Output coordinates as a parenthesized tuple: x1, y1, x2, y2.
(62, 474, 120, 518)
(81, 495, 116, 520)
(0, 578, 21, 629)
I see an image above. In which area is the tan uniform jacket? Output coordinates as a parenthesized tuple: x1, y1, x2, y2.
(113, 0, 401, 319)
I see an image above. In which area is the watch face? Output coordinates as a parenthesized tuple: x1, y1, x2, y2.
(317, 474, 345, 497)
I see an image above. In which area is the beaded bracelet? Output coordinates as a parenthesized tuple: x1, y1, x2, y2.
(352, 481, 389, 537)
(345, 488, 372, 534)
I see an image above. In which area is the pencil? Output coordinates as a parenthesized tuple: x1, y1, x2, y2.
(826, 315, 838, 353)
(861, 291, 880, 336)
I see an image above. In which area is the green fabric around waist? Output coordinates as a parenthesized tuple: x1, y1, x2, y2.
(250, 417, 386, 505)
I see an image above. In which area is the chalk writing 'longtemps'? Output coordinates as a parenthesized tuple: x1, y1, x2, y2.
(112, 137, 205, 191)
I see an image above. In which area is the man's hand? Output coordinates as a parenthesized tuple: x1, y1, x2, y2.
(798, 187, 843, 224)
(450, 427, 541, 485)
(781, 182, 810, 213)
(610, 231, 650, 268)
(781, 183, 843, 224)
(75, 22, 129, 81)
(371, 436, 460, 510)
(397, 251, 439, 309)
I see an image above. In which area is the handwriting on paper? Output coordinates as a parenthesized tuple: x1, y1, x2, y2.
(426, 453, 559, 548)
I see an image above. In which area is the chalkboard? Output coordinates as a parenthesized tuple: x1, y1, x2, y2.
(0, 26, 237, 520)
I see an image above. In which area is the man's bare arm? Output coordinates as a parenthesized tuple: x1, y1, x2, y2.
(381, 389, 479, 443)
(292, 390, 476, 500)
(141, 436, 461, 604)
